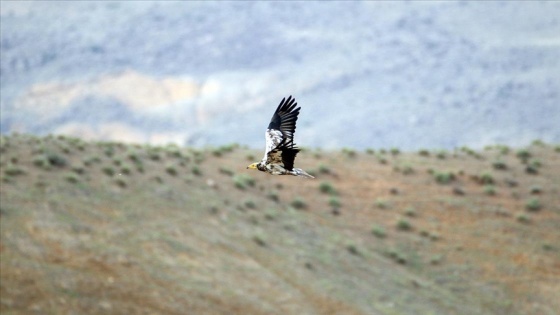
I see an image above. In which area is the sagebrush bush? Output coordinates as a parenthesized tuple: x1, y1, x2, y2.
(233, 174, 255, 190)
(396, 218, 412, 231)
(102, 166, 115, 177)
(46, 152, 67, 168)
(478, 172, 494, 185)
(114, 177, 127, 188)
(418, 149, 430, 157)
(64, 172, 80, 183)
(317, 164, 331, 175)
(166, 165, 178, 176)
(492, 160, 507, 170)
(319, 181, 337, 195)
(484, 185, 496, 196)
(516, 149, 531, 162)
(404, 207, 417, 217)
(244, 199, 257, 209)
(266, 191, 279, 202)
(434, 171, 455, 184)
(525, 198, 542, 212)
(32, 155, 51, 169)
(375, 198, 389, 209)
(328, 197, 341, 208)
(219, 167, 234, 176)
(291, 197, 307, 210)
(371, 225, 386, 238)
(191, 165, 202, 176)
(529, 185, 542, 195)
(4, 165, 25, 176)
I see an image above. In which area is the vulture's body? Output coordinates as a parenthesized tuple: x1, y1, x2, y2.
(247, 96, 314, 178)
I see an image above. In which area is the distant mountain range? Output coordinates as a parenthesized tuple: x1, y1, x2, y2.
(1, 1, 559, 149)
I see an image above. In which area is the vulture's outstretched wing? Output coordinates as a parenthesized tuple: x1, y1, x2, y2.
(262, 96, 301, 171)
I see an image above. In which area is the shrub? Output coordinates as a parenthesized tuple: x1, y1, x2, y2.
(371, 225, 386, 238)
(452, 186, 466, 195)
(102, 166, 115, 177)
(418, 149, 430, 157)
(532, 139, 545, 146)
(328, 197, 341, 208)
(317, 164, 331, 175)
(478, 172, 494, 185)
(266, 191, 279, 202)
(404, 207, 416, 217)
(219, 167, 234, 176)
(525, 165, 538, 174)
(72, 165, 85, 174)
(341, 148, 356, 158)
(516, 213, 531, 224)
(64, 172, 80, 183)
(525, 198, 542, 212)
(191, 165, 202, 176)
(113, 158, 123, 166)
(165, 145, 182, 158)
(516, 149, 531, 162)
(128, 151, 141, 163)
(396, 219, 412, 231)
(390, 148, 400, 156)
(387, 249, 407, 264)
(4, 165, 25, 176)
(429, 255, 443, 265)
(434, 171, 455, 184)
(83, 156, 101, 166)
(529, 185, 542, 195)
(119, 164, 132, 175)
(148, 150, 161, 161)
(253, 235, 266, 247)
(530, 159, 542, 168)
(244, 200, 256, 209)
(319, 181, 337, 195)
(114, 177, 127, 188)
(46, 152, 67, 168)
(166, 165, 178, 176)
(32, 155, 51, 169)
(346, 243, 359, 255)
(492, 160, 507, 170)
(484, 185, 496, 196)
(499, 146, 510, 155)
(291, 197, 307, 210)
(375, 198, 389, 209)
(402, 164, 414, 175)
(233, 174, 255, 190)
(103, 146, 115, 157)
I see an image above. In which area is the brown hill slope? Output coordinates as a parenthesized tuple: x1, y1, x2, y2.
(1, 134, 559, 315)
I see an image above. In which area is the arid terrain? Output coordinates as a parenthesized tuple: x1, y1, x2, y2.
(1, 134, 559, 315)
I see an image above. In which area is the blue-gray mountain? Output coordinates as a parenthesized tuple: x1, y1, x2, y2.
(1, 1, 559, 149)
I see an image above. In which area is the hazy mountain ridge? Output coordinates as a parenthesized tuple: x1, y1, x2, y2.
(1, 1, 559, 149)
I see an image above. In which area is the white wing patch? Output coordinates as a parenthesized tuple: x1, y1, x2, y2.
(262, 129, 283, 163)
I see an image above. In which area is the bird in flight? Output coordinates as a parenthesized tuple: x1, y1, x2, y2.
(247, 96, 314, 178)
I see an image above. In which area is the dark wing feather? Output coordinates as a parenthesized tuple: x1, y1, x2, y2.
(279, 140, 300, 171)
(267, 95, 300, 144)
(265, 139, 300, 171)
(264, 96, 302, 171)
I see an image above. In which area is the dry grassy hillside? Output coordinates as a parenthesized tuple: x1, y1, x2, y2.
(1, 134, 559, 315)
